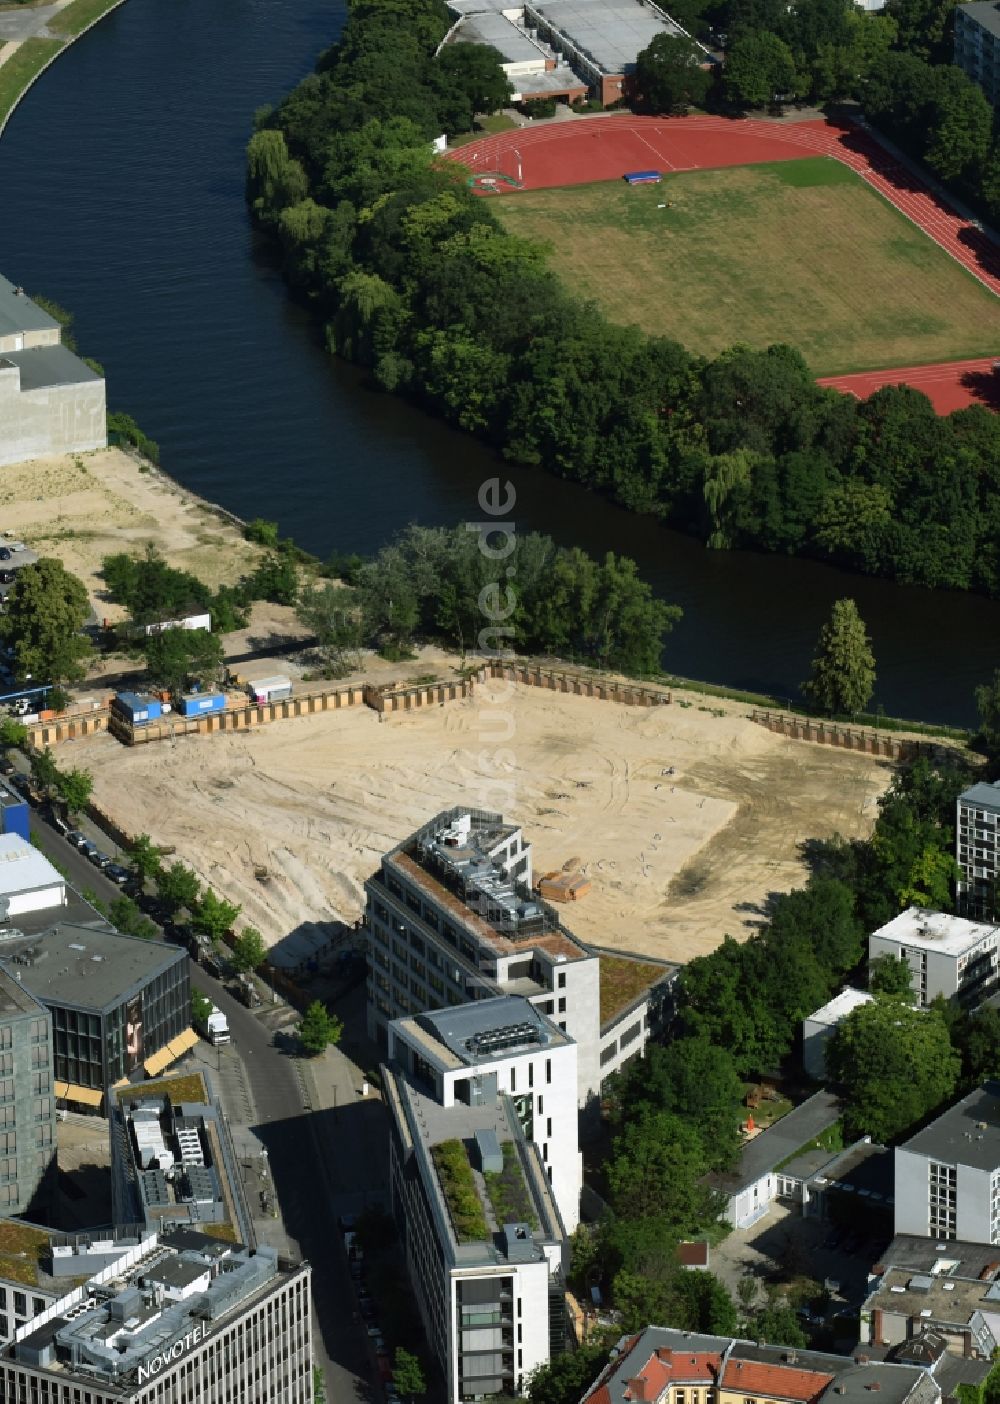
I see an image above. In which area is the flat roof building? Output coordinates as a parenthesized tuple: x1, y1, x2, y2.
(957, 780, 1000, 920)
(0, 274, 106, 468)
(895, 1081, 1000, 1243)
(1, 1228, 312, 1402)
(802, 986, 874, 1081)
(0, 922, 190, 1099)
(0, 836, 65, 921)
(365, 809, 676, 1108)
(0, 968, 55, 1218)
(868, 908, 999, 1007)
(955, 3, 1000, 106)
(109, 1071, 253, 1245)
(383, 1005, 570, 1404)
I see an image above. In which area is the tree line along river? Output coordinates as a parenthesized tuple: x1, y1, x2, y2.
(0, 0, 997, 727)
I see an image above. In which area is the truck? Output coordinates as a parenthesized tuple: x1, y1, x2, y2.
(195, 1004, 230, 1046)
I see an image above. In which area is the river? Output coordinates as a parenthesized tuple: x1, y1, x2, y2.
(0, 0, 997, 726)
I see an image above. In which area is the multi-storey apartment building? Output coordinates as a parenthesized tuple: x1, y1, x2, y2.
(0, 1228, 312, 1403)
(957, 780, 1000, 919)
(0, 968, 55, 1219)
(383, 1001, 570, 1404)
(868, 908, 1000, 1007)
(894, 1081, 1000, 1244)
(581, 1326, 941, 1404)
(955, 3, 1000, 107)
(364, 809, 676, 1107)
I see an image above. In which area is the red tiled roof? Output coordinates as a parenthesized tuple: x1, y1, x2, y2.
(721, 1360, 835, 1403)
(623, 1351, 722, 1402)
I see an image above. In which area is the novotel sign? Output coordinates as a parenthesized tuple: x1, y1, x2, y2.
(136, 1325, 207, 1382)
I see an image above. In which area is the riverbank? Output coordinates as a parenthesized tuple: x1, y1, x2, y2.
(0, 0, 125, 134)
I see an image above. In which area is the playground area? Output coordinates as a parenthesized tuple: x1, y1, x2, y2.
(451, 113, 1000, 400)
(495, 157, 1000, 374)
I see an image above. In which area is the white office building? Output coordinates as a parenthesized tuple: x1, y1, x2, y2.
(895, 1081, 1000, 1244)
(0, 835, 66, 920)
(957, 781, 1000, 920)
(384, 998, 572, 1404)
(364, 809, 676, 1108)
(868, 908, 1000, 1007)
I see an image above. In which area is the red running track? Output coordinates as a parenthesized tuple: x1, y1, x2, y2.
(447, 116, 1000, 412)
(818, 357, 1000, 415)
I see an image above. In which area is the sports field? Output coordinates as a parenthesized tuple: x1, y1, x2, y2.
(494, 157, 1000, 375)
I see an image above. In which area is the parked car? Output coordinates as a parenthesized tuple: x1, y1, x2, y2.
(65, 830, 88, 849)
(78, 839, 97, 860)
(0, 549, 12, 563)
(0, 759, 15, 777)
(88, 849, 111, 869)
(0, 572, 15, 586)
(105, 863, 131, 886)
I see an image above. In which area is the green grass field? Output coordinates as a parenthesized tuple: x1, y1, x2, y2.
(0, 38, 62, 128)
(495, 157, 1000, 375)
(49, 0, 123, 36)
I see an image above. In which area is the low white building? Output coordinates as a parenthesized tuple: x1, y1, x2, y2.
(869, 908, 1000, 1008)
(0, 835, 66, 918)
(383, 997, 573, 1404)
(802, 987, 874, 1081)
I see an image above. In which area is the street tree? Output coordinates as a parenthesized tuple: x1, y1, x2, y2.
(868, 954, 915, 999)
(976, 668, 1000, 765)
(29, 747, 60, 799)
(156, 861, 202, 916)
(525, 1343, 611, 1404)
(56, 767, 93, 817)
(109, 895, 157, 940)
(392, 1349, 427, 1401)
(633, 34, 712, 113)
(192, 889, 241, 945)
(801, 597, 876, 716)
(0, 720, 27, 751)
(828, 998, 960, 1141)
(298, 1000, 344, 1056)
(129, 833, 163, 885)
(231, 927, 266, 974)
(192, 988, 214, 1025)
(0, 558, 93, 686)
(724, 31, 798, 108)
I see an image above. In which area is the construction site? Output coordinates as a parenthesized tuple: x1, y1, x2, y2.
(74, 671, 892, 968)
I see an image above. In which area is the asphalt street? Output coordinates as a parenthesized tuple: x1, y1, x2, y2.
(26, 805, 374, 1404)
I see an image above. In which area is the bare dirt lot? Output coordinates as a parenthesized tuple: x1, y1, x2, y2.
(78, 679, 890, 965)
(0, 447, 263, 621)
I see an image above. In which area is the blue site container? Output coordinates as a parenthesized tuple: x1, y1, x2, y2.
(0, 788, 29, 841)
(178, 692, 225, 717)
(113, 692, 162, 726)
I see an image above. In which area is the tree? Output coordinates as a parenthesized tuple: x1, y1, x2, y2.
(56, 767, 93, 817)
(156, 861, 202, 916)
(828, 998, 960, 1141)
(298, 1000, 343, 1056)
(392, 1349, 427, 1401)
(976, 669, 1000, 765)
(192, 988, 214, 1025)
(607, 1036, 743, 1169)
(129, 833, 163, 885)
(724, 31, 798, 107)
(605, 1111, 719, 1231)
(296, 582, 362, 675)
(0, 719, 27, 751)
(28, 747, 59, 800)
(432, 44, 512, 133)
(525, 1342, 611, 1404)
(109, 895, 158, 940)
(0, 558, 93, 686)
(751, 1302, 807, 1348)
(868, 954, 915, 1000)
(144, 628, 223, 694)
(192, 889, 241, 945)
(231, 927, 266, 973)
(633, 34, 712, 113)
(801, 598, 876, 716)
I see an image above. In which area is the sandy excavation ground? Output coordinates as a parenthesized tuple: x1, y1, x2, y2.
(0, 448, 265, 622)
(78, 678, 891, 966)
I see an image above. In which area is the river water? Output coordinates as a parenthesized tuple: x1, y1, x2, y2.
(0, 0, 997, 725)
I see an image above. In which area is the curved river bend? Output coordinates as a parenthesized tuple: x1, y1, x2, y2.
(0, 0, 998, 726)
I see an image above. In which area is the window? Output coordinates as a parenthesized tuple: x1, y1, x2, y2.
(528, 1063, 534, 1089)
(558, 997, 566, 1014)
(557, 972, 566, 989)
(547, 1118, 552, 1138)
(546, 1059, 551, 1085)
(510, 1067, 516, 1092)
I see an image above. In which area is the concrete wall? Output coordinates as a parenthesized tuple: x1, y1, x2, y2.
(890, 1147, 992, 1242)
(893, 1148, 931, 1237)
(0, 328, 60, 354)
(802, 1016, 835, 1082)
(750, 709, 958, 763)
(0, 361, 106, 468)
